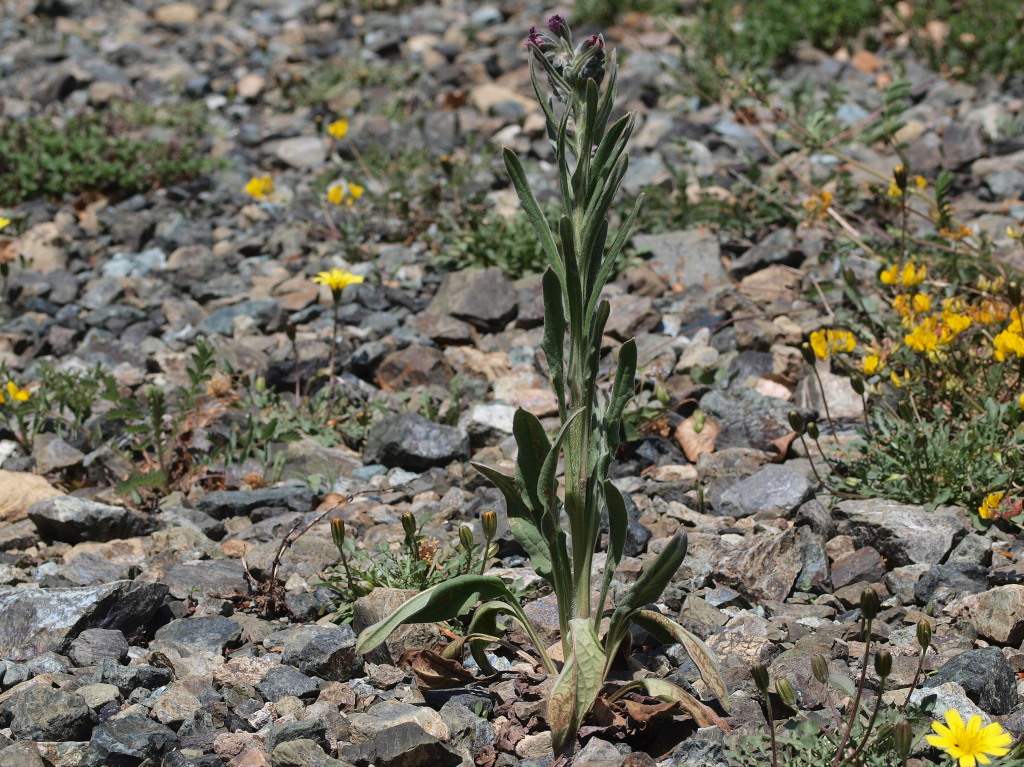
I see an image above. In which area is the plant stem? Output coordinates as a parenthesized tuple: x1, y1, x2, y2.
(832, 616, 873, 766)
(899, 644, 929, 714)
(799, 433, 827, 488)
(841, 677, 886, 767)
(812, 364, 841, 445)
(764, 691, 779, 767)
(328, 296, 340, 395)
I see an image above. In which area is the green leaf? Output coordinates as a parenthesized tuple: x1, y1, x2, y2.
(633, 609, 730, 710)
(507, 517, 553, 581)
(618, 531, 687, 613)
(541, 269, 567, 417)
(472, 462, 529, 520)
(606, 338, 637, 429)
(355, 575, 519, 655)
(503, 148, 562, 282)
(467, 600, 516, 674)
(538, 407, 584, 515)
(605, 481, 627, 566)
(513, 408, 551, 511)
(548, 617, 608, 754)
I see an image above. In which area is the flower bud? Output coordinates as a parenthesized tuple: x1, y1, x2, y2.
(801, 344, 816, 365)
(546, 14, 569, 40)
(851, 376, 865, 395)
(860, 587, 881, 620)
(874, 649, 892, 679)
(806, 420, 820, 440)
(775, 678, 798, 708)
(458, 524, 474, 552)
(788, 411, 806, 434)
(481, 510, 498, 541)
(751, 663, 770, 694)
(811, 654, 829, 685)
(401, 512, 417, 539)
(1009, 281, 1022, 306)
(916, 619, 932, 650)
(330, 518, 345, 552)
(893, 163, 908, 193)
(894, 720, 913, 757)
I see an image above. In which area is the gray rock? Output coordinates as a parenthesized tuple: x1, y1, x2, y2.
(264, 624, 362, 682)
(943, 123, 986, 168)
(438, 701, 495, 754)
(93, 658, 173, 695)
(363, 413, 469, 471)
(28, 496, 153, 543)
(924, 648, 1016, 715)
(69, 628, 129, 667)
(428, 267, 518, 330)
(700, 388, 798, 453)
(950, 585, 1024, 645)
(83, 714, 177, 767)
(258, 665, 320, 702)
(573, 737, 623, 767)
(274, 136, 328, 168)
(729, 228, 801, 277)
(196, 483, 314, 519)
(632, 229, 727, 290)
(160, 559, 249, 599)
(662, 736, 730, 767)
(266, 719, 327, 753)
(834, 499, 965, 566)
(271, 738, 351, 767)
(199, 299, 281, 335)
(153, 615, 242, 655)
(0, 580, 167, 660)
(715, 463, 812, 518)
(909, 681, 989, 724)
(342, 722, 462, 767)
(352, 588, 444, 664)
(830, 547, 885, 590)
(7, 685, 92, 741)
(914, 562, 988, 605)
(32, 434, 85, 474)
(0, 744, 46, 767)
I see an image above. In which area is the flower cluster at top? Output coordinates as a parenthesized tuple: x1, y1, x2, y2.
(524, 14, 607, 100)
(0, 381, 30, 405)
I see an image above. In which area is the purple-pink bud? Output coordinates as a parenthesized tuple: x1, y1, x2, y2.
(524, 25, 544, 49)
(585, 34, 604, 50)
(547, 14, 566, 34)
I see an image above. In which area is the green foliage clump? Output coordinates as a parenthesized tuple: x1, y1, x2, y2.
(0, 103, 211, 205)
(438, 207, 550, 278)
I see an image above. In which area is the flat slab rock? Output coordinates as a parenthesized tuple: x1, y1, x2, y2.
(0, 580, 168, 660)
(834, 499, 966, 566)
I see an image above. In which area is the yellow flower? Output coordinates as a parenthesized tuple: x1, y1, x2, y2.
(244, 175, 274, 200)
(348, 182, 364, 201)
(890, 369, 910, 388)
(0, 217, 10, 232)
(914, 175, 928, 190)
(1008, 226, 1022, 241)
(1019, 392, 1024, 408)
(326, 183, 346, 206)
(5, 381, 30, 403)
(901, 261, 926, 287)
(809, 329, 856, 360)
(912, 293, 931, 313)
(880, 264, 899, 285)
(862, 354, 881, 375)
(979, 491, 1005, 520)
(905, 318, 940, 353)
(994, 328, 1024, 362)
(802, 190, 832, 220)
(313, 268, 364, 295)
(926, 709, 1012, 766)
(942, 311, 972, 337)
(888, 179, 903, 198)
(326, 118, 349, 140)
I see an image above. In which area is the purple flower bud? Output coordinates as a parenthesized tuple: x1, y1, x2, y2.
(524, 26, 544, 49)
(547, 14, 566, 34)
(584, 34, 604, 50)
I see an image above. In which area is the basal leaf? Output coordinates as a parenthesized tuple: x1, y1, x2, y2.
(633, 609, 730, 711)
(355, 575, 519, 655)
(548, 617, 607, 753)
(507, 517, 552, 581)
(513, 408, 551, 511)
(631, 678, 730, 730)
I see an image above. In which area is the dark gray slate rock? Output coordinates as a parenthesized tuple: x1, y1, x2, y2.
(834, 499, 965, 566)
(729, 228, 802, 277)
(363, 413, 469, 471)
(160, 559, 249, 599)
(914, 562, 989, 604)
(923, 647, 1016, 714)
(271, 739, 350, 767)
(715, 463, 813, 518)
(93, 658, 172, 695)
(7, 685, 92, 741)
(28, 496, 153, 543)
(258, 665, 320, 702)
(266, 719, 327, 753)
(341, 722, 462, 767)
(700, 387, 798, 453)
(831, 547, 885, 590)
(632, 228, 727, 290)
(196, 483, 314, 519)
(265, 624, 362, 682)
(0, 743, 46, 767)
(84, 714, 177, 766)
(439, 701, 496, 754)
(428, 267, 518, 330)
(0, 581, 168, 661)
(153, 616, 242, 655)
(69, 628, 129, 666)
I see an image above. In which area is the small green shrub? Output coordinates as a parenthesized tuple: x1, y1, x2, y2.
(437, 207, 550, 278)
(0, 103, 211, 205)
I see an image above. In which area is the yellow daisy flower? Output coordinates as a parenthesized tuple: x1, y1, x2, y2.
(313, 268, 364, 295)
(244, 175, 274, 200)
(926, 709, 1011, 767)
(5, 381, 30, 403)
(326, 118, 349, 140)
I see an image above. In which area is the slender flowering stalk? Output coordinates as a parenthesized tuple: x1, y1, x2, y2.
(313, 269, 364, 393)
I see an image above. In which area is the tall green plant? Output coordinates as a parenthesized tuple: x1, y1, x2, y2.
(355, 16, 727, 754)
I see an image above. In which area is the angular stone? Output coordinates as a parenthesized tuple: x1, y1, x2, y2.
(715, 527, 802, 603)
(375, 346, 454, 391)
(28, 496, 153, 543)
(264, 624, 362, 682)
(197, 484, 314, 519)
(274, 136, 327, 169)
(835, 499, 965, 566)
(153, 615, 242, 655)
(0, 581, 168, 660)
(830, 547, 885, 590)
(8, 685, 92, 741)
(257, 665, 320, 702)
(0, 470, 61, 523)
(271, 739, 348, 767)
(69, 628, 129, 667)
(159, 559, 249, 599)
(632, 229, 727, 290)
(342, 722, 461, 767)
(924, 648, 1016, 715)
(352, 588, 444, 664)
(83, 714, 177, 767)
(715, 463, 812, 518)
(428, 267, 517, 330)
(363, 413, 469, 471)
(948, 585, 1024, 645)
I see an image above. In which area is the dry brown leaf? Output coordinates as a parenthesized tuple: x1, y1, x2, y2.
(770, 431, 798, 461)
(674, 414, 719, 462)
(399, 649, 477, 690)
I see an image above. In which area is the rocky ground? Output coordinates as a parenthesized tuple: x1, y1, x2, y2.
(2, 0, 1024, 765)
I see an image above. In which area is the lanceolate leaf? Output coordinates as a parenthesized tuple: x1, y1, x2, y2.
(618, 531, 687, 614)
(541, 269, 567, 417)
(503, 148, 562, 283)
(355, 575, 520, 655)
(538, 407, 584, 515)
(595, 479, 628, 627)
(615, 678, 731, 730)
(513, 408, 552, 511)
(606, 338, 637, 429)
(548, 618, 607, 753)
(507, 517, 552, 581)
(633, 609, 730, 711)
(472, 462, 530, 521)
